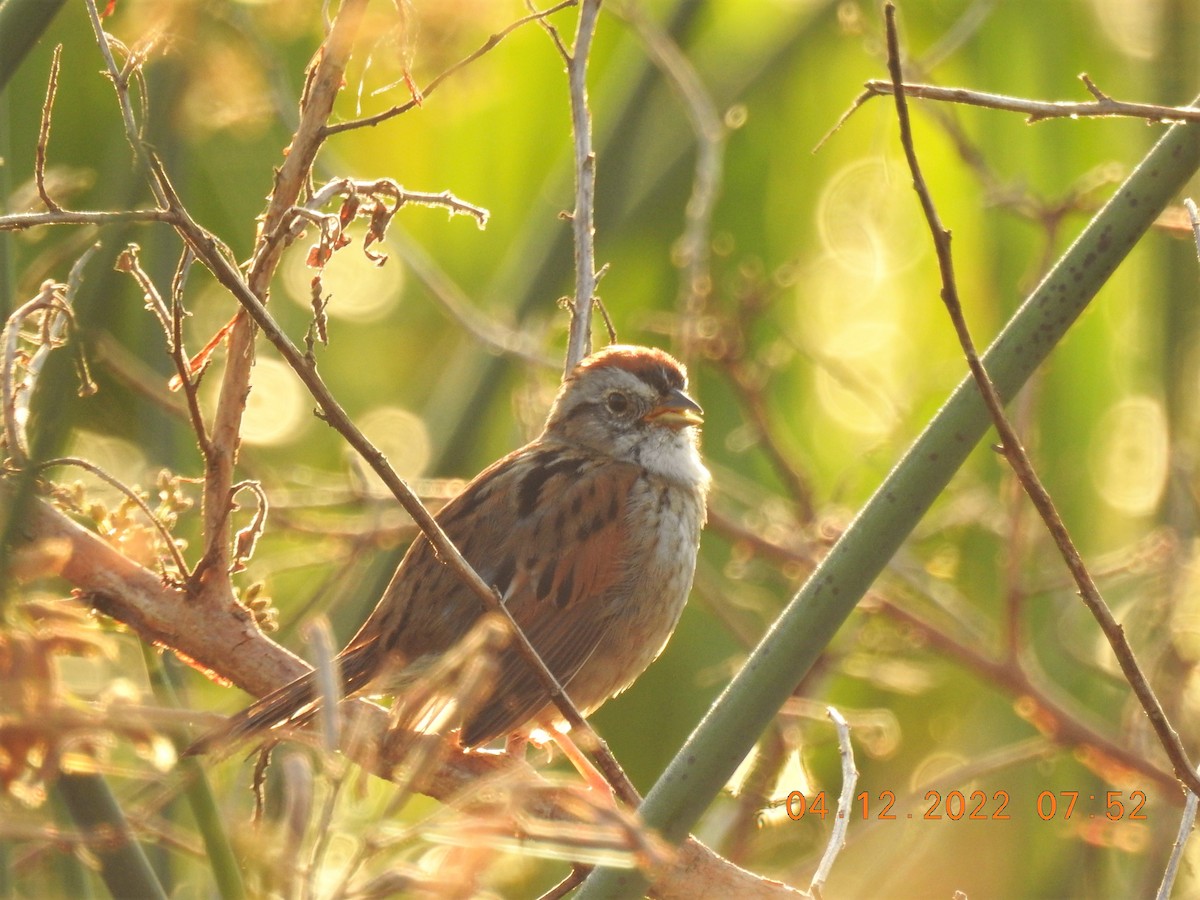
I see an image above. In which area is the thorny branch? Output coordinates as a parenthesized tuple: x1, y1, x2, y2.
(196, 0, 370, 584)
(881, 1, 1200, 799)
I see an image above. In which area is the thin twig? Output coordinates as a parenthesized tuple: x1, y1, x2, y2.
(561, 0, 603, 373)
(809, 707, 856, 897)
(37, 455, 191, 579)
(0, 209, 178, 231)
(168, 248, 211, 455)
(539, 867, 589, 900)
(1157, 766, 1199, 900)
(36, 44, 63, 212)
(229, 479, 269, 574)
(114, 245, 171, 339)
(863, 76, 1200, 125)
(1184, 198, 1200, 268)
(83, 0, 168, 207)
(882, 1, 1200, 798)
(322, 0, 579, 137)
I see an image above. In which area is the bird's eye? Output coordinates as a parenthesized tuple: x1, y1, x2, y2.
(605, 392, 630, 415)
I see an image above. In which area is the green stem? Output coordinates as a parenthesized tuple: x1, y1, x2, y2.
(578, 112, 1200, 897)
(0, 0, 67, 93)
(55, 773, 168, 900)
(147, 650, 247, 900)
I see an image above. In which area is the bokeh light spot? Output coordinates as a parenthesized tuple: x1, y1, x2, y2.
(240, 357, 310, 446)
(282, 230, 404, 323)
(1088, 395, 1168, 516)
(355, 406, 432, 494)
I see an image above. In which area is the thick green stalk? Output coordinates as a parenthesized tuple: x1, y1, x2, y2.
(56, 773, 168, 900)
(0, 0, 66, 93)
(578, 114, 1200, 897)
(147, 651, 246, 900)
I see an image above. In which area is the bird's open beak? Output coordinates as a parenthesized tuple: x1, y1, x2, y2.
(644, 388, 704, 429)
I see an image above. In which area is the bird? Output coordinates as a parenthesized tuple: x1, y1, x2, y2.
(188, 344, 709, 757)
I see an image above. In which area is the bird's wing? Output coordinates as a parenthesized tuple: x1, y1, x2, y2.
(351, 442, 644, 746)
(461, 451, 642, 745)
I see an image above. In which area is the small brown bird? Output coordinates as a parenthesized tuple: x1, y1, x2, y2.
(190, 345, 709, 755)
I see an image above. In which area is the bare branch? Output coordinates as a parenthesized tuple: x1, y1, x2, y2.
(197, 0, 368, 584)
(0, 209, 178, 231)
(863, 76, 1200, 125)
(84, 0, 167, 207)
(881, 1, 1200, 798)
(562, 0, 603, 373)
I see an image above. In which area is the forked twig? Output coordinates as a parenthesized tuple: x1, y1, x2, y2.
(881, 0, 1200, 798)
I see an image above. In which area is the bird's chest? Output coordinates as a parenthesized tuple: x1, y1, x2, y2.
(614, 478, 705, 646)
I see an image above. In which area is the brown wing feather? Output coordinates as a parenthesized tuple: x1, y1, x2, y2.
(459, 459, 640, 745)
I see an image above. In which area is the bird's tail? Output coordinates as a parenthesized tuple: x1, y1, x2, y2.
(184, 640, 379, 757)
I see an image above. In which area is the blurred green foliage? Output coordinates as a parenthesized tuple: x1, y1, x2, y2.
(3, 1, 1200, 897)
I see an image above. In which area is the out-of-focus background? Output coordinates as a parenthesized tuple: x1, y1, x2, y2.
(3, 1, 1200, 897)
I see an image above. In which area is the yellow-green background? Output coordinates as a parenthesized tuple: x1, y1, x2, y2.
(3, 1, 1200, 897)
